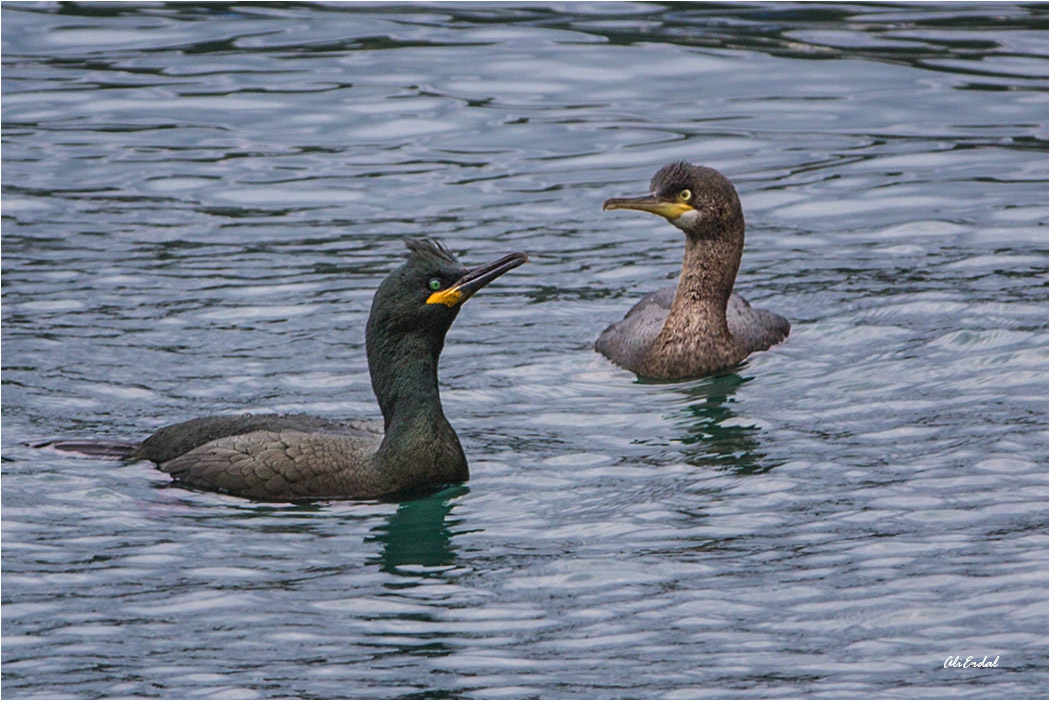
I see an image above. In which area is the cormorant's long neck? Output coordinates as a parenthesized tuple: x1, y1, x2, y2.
(368, 331, 448, 431)
(365, 325, 467, 484)
(641, 216, 746, 379)
(660, 221, 744, 343)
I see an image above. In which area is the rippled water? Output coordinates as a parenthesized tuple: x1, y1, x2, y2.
(3, 2, 1047, 699)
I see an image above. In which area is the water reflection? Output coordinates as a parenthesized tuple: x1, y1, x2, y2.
(669, 372, 771, 474)
(367, 486, 468, 574)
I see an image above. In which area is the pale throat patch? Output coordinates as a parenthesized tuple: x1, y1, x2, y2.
(671, 209, 702, 231)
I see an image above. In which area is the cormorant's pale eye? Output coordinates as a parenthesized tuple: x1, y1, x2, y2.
(428, 279, 442, 291)
(677, 189, 692, 202)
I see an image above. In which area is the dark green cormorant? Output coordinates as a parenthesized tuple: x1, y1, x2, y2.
(596, 162, 789, 380)
(51, 240, 526, 501)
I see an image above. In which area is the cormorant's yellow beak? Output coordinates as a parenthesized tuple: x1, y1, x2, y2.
(426, 252, 528, 307)
(602, 194, 694, 221)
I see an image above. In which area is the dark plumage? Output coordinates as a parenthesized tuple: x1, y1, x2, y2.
(597, 162, 789, 380)
(76, 240, 526, 501)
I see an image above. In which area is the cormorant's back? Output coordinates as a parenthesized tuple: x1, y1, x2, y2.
(596, 287, 789, 373)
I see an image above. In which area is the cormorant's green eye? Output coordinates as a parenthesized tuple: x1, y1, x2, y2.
(677, 189, 692, 202)
(428, 279, 442, 291)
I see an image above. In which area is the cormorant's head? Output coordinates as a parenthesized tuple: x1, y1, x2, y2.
(368, 239, 527, 341)
(602, 162, 743, 239)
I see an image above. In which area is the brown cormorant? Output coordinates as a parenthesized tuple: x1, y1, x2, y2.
(596, 162, 788, 380)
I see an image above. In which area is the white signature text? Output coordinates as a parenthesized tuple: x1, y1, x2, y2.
(944, 655, 1000, 669)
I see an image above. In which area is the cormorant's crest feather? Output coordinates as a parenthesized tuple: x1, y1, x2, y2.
(650, 161, 736, 201)
(651, 161, 695, 190)
(404, 238, 458, 266)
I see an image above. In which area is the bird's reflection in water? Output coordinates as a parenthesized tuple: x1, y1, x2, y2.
(366, 485, 469, 574)
(669, 372, 771, 475)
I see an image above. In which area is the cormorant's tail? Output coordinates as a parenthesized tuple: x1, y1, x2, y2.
(33, 440, 139, 459)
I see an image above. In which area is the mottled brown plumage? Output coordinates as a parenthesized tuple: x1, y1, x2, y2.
(597, 163, 789, 380)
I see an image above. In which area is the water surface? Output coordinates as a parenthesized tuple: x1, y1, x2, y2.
(3, 2, 1047, 699)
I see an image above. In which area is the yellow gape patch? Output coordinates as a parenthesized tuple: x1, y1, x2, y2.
(426, 288, 463, 307)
